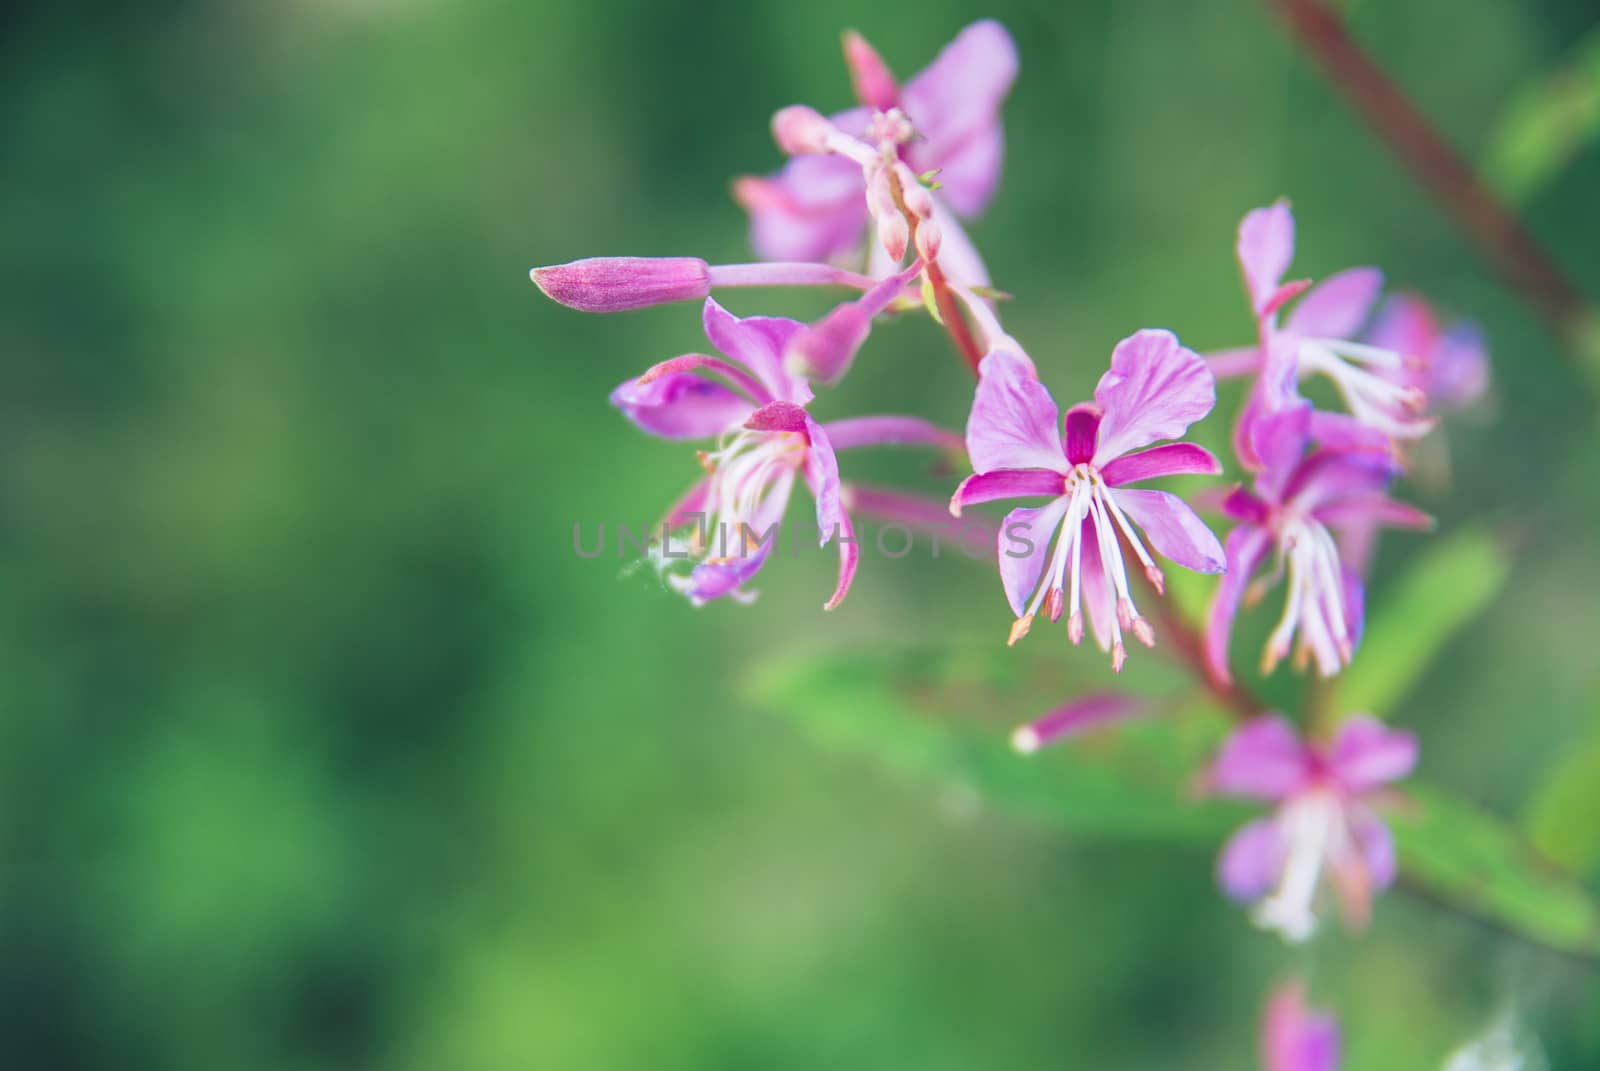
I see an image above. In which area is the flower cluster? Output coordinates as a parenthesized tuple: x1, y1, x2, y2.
(531, 21, 1489, 1070)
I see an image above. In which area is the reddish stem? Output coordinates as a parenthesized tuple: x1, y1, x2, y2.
(1265, 0, 1595, 354)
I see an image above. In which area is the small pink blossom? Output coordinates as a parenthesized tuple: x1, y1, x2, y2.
(1261, 980, 1341, 1071)
(1364, 293, 1490, 415)
(1212, 714, 1416, 943)
(952, 332, 1225, 671)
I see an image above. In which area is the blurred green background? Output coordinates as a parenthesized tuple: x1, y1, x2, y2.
(4, 0, 1600, 1067)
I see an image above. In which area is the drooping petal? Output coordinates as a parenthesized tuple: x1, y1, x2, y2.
(733, 155, 869, 264)
(1249, 402, 1313, 505)
(1313, 494, 1433, 533)
(1100, 443, 1222, 487)
(1210, 715, 1313, 800)
(1328, 717, 1418, 793)
(1286, 266, 1384, 340)
(1237, 200, 1296, 314)
(1206, 525, 1273, 684)
(610, 372, 755, 440)
(1110, 489, 1226, 573)
(822, 495, 860, 611)
(951, 470, 1065, 515)
(804, 416, 845, 547)
(997, 496, 1071, 617)
(967, 349, 1068, 474)
(1090, 329, 1217, 465)
(1284, 449, 1400, 513)
(702, 298, 813, 405)
(900, 20, 1018, 217)
(1218, 818, 1286, 901)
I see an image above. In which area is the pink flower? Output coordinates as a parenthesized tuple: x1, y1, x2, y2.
(951, 332, 1225, 671)
(1207, 403, 1431, 682)
(1364, 293, 1490, 415)
(1232, 201, 1437, 466)
(613, 298, 959, 608)
(1212, 715, 1416, 943)
(733, 21, 1016, 283)
(1261, 980, 1341, 1071)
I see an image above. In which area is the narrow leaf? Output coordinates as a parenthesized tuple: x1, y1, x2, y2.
(1482, 30, 1600, 205)
(1522, 718, 1600, 880)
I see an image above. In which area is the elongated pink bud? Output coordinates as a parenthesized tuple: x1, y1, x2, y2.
(914, 218, 942, 262)
(1012, 694, 1144, 754)
(772, 105, 835, 155)
(842, 30, 899, 110)
(898, 166, 934, 220)
(531, 257, 709, 313)
(877, 211, 909, 262)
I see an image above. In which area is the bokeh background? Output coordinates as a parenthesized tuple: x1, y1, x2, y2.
(4, 0, 1600, 1066)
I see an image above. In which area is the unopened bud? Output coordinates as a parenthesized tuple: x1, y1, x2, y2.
(913, 218, 942, 262)
(842, 30, 899, 110)
(877, 211, 909, 262)
(898, 167, 934, 220)
(772, 105, 834, 155)
(531, 256, 710, 313)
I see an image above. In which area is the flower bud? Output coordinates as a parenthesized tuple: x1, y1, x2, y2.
(771, 105, 835, 155)
(842, 30, 898, 110)
(914, 218, 943, 262)
(897, 165, 934, 220)
(877, 211, 908, 262)
(530, 257, 710, 313)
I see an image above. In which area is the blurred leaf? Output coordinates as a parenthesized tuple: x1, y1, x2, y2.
(746, 644, 1240, 840)
(1397, 787, 1600, 959)
(1339, 528, 1509, 717)
(753, 644, 1600, 958)
(1483, 30, 1600, 204)
(1522, 716, 1600, 881)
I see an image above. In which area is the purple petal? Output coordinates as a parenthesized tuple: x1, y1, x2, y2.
(1237, 200, 1296, 314)
(1364, 293, 1436, 358)
(1328, 717, 1417, 793)
(1205, 525, 1273, 684)
(1263, 983, 1342, 1071)
(822, 415, 963, 453)
(804, 416, 844, 544)
(702, 298, 813, 405)
(1286, 266, 1383, 340)
(1249, 402, 1313, 505)
(677, 470, 796, 606)
(1090, 330, 1217, 465)
(1077, 515, 1115, 651)
(823, 494, 859, 611)
(1306, 409, 1395, 454)
(900, 20, 1017, 216)
(1110, 489, 1225, 573)
(1210, 715, 1312, 800)
(787, 263, 921, 385)
(997, 497, 1071, 617)
(1313, 494, 1433, 533)
(610, 372, 755, 440)
(1234, 333, 1305, 472)
(1100, 443, 1222, 487)
(531, 256, 711, 313)
(1013, 694, 1145, 753)
(1218, 817, 1285, 901)
(1428, 323, 1490, 410)
(1342, 563, 1366, 653)
(1221, 485, 1270, 525)
(951, 470, 1064, 515)
(1284, 448, 1400, 513)
(733, 156, 868, 264)
(967, 350, 1068, 474)
(1063, 403, 1101, 466)
(1350, 808, 1398, 890)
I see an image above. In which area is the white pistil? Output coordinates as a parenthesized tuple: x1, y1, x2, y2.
(1252, 791, 1340, 944)
(1263, 514, 1353, 677)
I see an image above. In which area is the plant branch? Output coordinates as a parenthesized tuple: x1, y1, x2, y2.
(1265, 0, 1599, 370)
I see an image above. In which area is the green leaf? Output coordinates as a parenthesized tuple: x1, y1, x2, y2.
(1482, 30, 1600, 205)
(745, 644, 1240, 840)
(750, 643, 1600, 958)
(920, 274, 944, 326)
(1522, 718, 1600, 880)
(1338, 527, 1509, 717)
(1397, 786, 1600, 958)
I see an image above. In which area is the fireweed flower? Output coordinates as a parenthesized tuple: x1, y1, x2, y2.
(1230, 200, 1437, 465)
(1261, 980, 1341, 1071)
(612, 297, 959, 608)
(734, 20, 1017, 285)
(1364, 293, 1490, 415)
(951, 333, 1226, 671)
(1207, 403, 1430, 681)
(1211, 714, 1417, 943)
